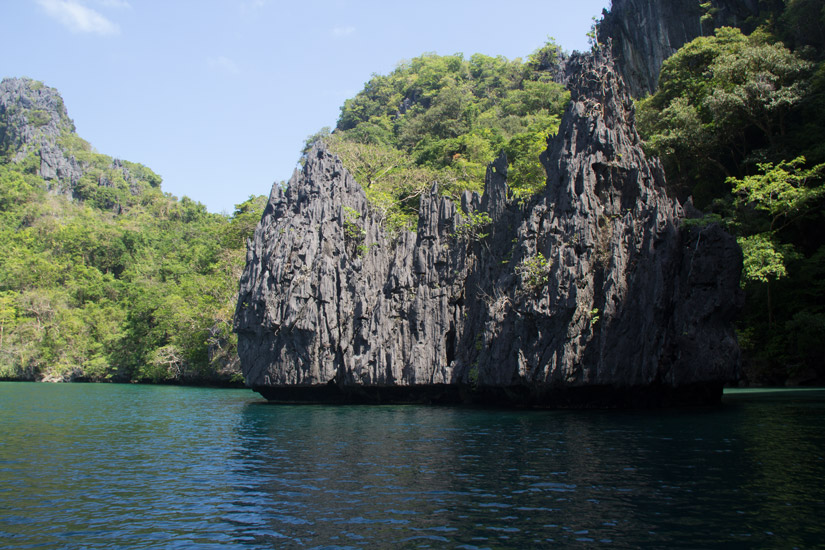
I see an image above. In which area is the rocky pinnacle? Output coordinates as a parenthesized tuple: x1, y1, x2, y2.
(234, 49, 742, 407)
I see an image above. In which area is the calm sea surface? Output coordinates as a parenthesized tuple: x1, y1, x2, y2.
(1, 383, 823, 549)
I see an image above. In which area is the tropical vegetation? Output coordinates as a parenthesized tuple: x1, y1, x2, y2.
(0, 114, 266, 383)
(311, 42, 571, 232)
(633, 1, 825, 383)
(2, 0, 824, 385)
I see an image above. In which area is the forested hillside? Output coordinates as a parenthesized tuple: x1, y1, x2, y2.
(630, 2, 825, 384)
(313, 42, 571, 232)
(0, 77, 265, 384)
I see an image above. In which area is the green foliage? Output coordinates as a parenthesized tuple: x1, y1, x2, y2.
(525, 39, 565, 80)
(330, 43, 570, 228)
(680, 213, 726, 229)
(222, 194, 267, 248)
(342, 205, 368, 257)
(25, 110, 50, 127)
(516, 252, 552, 291)
(779, 0, 825, 51)
(638, 9, 825, 381)
(730, 157, 825, 231)
(0, 152, 262, 384)
(468, 364, 479, 388)
(325, 135, 431, 233)
(637, 27, 813, 204)
(589, 308, 601, 327)
(704, 40, 813, 147)
(503, 114, 561, 199)
(728, 157, 820, 346)
(453, 210, 492, 242)
(700, 2, 716, 30)
(738, 233, 796, 284)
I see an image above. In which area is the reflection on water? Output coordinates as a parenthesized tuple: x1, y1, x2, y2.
(1, 383, 823, 548)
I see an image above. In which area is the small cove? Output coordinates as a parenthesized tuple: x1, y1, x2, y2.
(1, 382, 823, 548)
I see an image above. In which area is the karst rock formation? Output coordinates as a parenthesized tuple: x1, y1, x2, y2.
(234, 48, 742, 407)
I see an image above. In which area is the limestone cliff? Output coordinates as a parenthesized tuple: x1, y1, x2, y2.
(234, 49, 742, 407)
(1, 78, 83, 187)
(0, 77, 156, 202)
(598, 0, 763, 97)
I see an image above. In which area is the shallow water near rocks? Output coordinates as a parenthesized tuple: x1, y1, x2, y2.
(1, 382, 823, 549)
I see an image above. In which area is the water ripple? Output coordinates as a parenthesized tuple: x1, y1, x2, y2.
(1, 384, 824, 548)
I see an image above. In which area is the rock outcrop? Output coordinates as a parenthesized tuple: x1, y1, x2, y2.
(0, 77, 83, 189)
(234, 48, 742, 407)
(0, 77, 151, 201)
(598, 0, 763, 97)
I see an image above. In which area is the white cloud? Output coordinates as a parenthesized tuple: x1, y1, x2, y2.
(332, 26, 356, 38)
(36, 0, 120, 35)
(95, 0, 131, 8)
(207, 56, 241, 75)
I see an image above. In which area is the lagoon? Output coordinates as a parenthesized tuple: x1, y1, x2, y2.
(1, 382, 823, 548)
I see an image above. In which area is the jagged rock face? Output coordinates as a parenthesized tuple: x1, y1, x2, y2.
(235, 50, 742, 407)
(0, 78, 74, 154)
(1, 77, 143, 201)
(469, 50, 741, 392)
(235, 149, 469, 390)
(598, 0, 762, 97)
(0, 77, 82, 187)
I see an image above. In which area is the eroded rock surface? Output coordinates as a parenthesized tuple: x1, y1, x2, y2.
(1, 77, 146, 201)
(1, 77, 83, 188)
(234, 49, 742, 407)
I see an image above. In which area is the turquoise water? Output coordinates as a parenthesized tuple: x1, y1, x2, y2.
(1, 383, 823, 549)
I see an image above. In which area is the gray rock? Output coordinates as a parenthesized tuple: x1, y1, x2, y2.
(0, 77, 82, 187)
(1, 77, 152, 204)
(234, 49, 742, 407)
(0, 77, 72, 147)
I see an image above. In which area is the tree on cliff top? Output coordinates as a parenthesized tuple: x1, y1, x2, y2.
(315, 43, 570, 232)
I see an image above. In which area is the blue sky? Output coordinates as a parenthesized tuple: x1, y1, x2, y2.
(1, 0, 610, 213)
